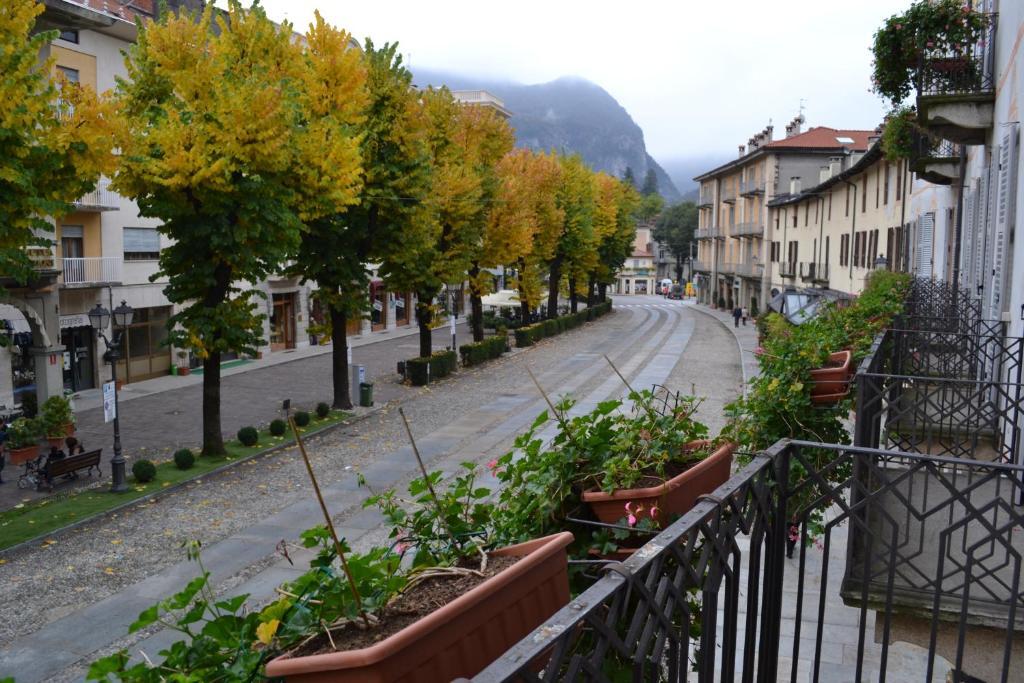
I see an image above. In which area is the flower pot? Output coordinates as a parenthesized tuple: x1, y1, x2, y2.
(809, 350, 852, 405)
(265, 532, 574, 683)
(9, 445, 39, 466)
(581, 440, 737, 527)
(177, 367, 190, 376)
(47, 436, 65, 449)
(64, 422, 75, 437)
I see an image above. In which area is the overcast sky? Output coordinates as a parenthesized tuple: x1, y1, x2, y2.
(261, 0, 908, 162)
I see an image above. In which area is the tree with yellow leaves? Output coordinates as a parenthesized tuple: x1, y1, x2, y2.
(114, 3, 365, 455)
(547, 155, 596, 319)
(0, 0, 114, 290)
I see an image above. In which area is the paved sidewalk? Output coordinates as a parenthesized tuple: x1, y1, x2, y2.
(685, 301, 761, 386)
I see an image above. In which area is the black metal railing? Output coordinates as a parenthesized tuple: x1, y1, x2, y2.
(917, 15, 996, 98)
(778, 261, 796, 278)
(474, 441, 1024, 682)
(799, 262, 829, 284)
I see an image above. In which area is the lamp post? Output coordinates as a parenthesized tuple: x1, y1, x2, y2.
(88, 300, 133, 493)
(447, 280, 461, 351)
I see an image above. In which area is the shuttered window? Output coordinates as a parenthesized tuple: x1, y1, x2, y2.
(916, 213, 934, 276)
(123, 227, 161, 260)
(990, 124, 1019, 319)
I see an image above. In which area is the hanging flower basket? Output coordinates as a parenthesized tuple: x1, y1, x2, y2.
(809, 350, 852, 405)
(264, 532, 573, 683)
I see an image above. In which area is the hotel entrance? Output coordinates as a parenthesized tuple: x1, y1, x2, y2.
(270, 292, 297, 351)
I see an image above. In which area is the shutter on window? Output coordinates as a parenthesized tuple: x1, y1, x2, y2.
(123, 227, 160, 253)
(989, 124, 1019, 320)
(917, 213, 934, 277)
(961, 187, 976, 292)
(976, 167, 994, 303)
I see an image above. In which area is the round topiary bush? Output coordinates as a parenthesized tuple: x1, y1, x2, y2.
(132, 459, 156, 483)
(316, 402, 330, 419)
(173, 448, 195, 470)
(237, 426, 259, 447)
(294, 411, 311, 427)
(269, 418, 286, 436)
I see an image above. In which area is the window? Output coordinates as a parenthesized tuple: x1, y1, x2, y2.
(883, 163, 890, 205)
(58, 29, 79, 43)
(804, 204, 809, 227)
(854, 232, 862, 267)
(56, 66, 79, 84)
(845, 185, 851, 216)
(825, 236, 830, 266)
(862, 177, 867, 213)
(792, 213, 797, 228)
(771, 241, 781, 262)
(896, 160, 903, 200)
(840, 234, 849, 267)
(787, 240, 798, 265)
(123, 227, 160, 260)
(875, 171, 880, 208)
(828, 194, 832, 221)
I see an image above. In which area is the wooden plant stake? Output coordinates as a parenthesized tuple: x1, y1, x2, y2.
(398, 407, 459, 546)
(289, 416, 368, 626)
(525, 365, 582, 448)
(603, 354, 659, 420)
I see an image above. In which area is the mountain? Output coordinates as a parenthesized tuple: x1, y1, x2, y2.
(413, 69, 681, 202)
(659, 154, 733, 200)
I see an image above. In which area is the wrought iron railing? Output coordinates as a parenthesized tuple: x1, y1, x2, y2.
(798, 262, 829, 284)
(721, 186, 737, 204)
(698, 188, 715, 208)
(731, 221, 763, 238)
(474, 441, 1024, 682)
(917, 15, 997, 98)
(695, 227, 714, 240)
(778, 261, 796, 278)
(741, 177, 765, 196)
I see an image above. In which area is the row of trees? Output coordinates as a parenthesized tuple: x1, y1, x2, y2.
(3, 1, 641, 456)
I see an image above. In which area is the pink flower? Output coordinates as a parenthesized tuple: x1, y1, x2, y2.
(486, 458, 501, 475)
(625, 502, 638, 527)
(649, 506, 659, 519)
(754, 346, 766, 356)
(788, 524, 800, 542)
(394, 542, 409, 554)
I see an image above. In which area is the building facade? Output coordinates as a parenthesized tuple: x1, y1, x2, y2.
(614, 227, 656, 295)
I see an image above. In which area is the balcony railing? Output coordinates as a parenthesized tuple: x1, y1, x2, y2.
(62, 256, 123, 286)
(917, 16, 996, 99)
(691, 259, 709, 272)
(910, 132, 961, 185)
(732, 260, 760, 277)
(740, 177, 765, 196)
(73, 179, 119, 211)
(697, 188, 715, 208)
(721, 186, 736, 204)
(798, 261, 829, 284)
(778, 261, 796, 278)
(731, 221, 763, 238)
(695, 227, 714, 241)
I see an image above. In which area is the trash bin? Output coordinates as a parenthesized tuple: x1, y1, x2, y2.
(359, 382, 374, 407)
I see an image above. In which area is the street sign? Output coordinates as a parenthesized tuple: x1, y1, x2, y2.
(102, 381, 116, 423)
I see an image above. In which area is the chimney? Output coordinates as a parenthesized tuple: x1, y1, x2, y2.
(819, 166, 831, 184)
(829, 156, 842, 177)
(766, 124, 774, 142)
(790, 177, 801, 195)
(738, 144, 746, 157)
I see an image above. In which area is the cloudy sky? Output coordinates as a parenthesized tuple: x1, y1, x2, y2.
(262, 0, 907, 163)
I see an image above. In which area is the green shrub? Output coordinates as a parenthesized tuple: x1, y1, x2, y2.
(173, 448, 195, 470)
(459, 334, 508, 367)
(132, 459, 156, 483)
(237, 426, 259, 447)
(40, 395, 74, 436)
(406, 350, 457, 386)
(315, 402, 330, 419)
(6, 417, 42, 449)
(269, 418, 286, 436)
(294, 411, 311, 427)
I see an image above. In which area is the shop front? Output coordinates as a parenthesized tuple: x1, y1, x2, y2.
(114, 305, 172, 383)
(394, 292, 411, 326)
(370, 281, 387, 331)
(59, 313, 95, 392)
(270, 292, 297, 351)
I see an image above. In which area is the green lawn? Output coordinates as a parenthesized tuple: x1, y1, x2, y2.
(0, 411, 350, 552)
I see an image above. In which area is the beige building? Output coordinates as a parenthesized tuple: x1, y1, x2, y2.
(614, 227, 655, 295)
(693, 118, 874, 312)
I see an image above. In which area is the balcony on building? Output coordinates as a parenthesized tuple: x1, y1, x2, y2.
(799, 261, 829, 285)
(450, 90, 512, 119)
(778, 261, 797, 278)
(731, 221, 763, 238)
(916, 14, 996, 145)
(740, 177, 765, 196)
(61, 256, 123, 287)
(695, 226, 714, 241)
(910, 132, 961, 185)
(721, 185, 737, 204)
(718, 261, 737, 275)
(733, 260, 761, 278)
(692, 259, 710, 272)
(697, 186, 715, 208)
(73, 178, 119, 212)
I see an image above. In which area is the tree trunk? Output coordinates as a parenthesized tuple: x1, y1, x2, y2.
(330, 303, 352, 410)
(520, 300, 531, 323)
(675, 254, 683, 282)
(201, 350, 225, 456)
(598, 282, 607, 302)
(416, 297, 433, 358)
(569, 276, 578, 313)
(546, 256, 562, 319)
(469, 264, 484, 342)
(586, 277, 596, 307)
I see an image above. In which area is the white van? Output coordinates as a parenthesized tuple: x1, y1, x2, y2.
(659, 278, 673, 296)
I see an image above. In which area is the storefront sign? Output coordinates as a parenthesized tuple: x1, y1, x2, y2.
(102, 381, 116, 423)
(59, 314, 92, 330)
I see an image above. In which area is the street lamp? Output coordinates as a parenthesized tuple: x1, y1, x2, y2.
(88, 300, 133, 493)
(874, 254, 889, 270)
(446, 279, 461, 351)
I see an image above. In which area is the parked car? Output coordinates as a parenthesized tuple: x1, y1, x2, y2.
(668, 284, 685, 300)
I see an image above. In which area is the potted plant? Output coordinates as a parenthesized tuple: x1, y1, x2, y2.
(40, 395, 74, 447)
(7, 417, 43, 465)
(175, 350, 190, 376)
(808, 350, 853, 405)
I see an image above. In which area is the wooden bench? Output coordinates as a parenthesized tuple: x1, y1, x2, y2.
(42, 449, 102, 491)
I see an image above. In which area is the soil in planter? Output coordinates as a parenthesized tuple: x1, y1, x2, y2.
(286, 555, 520, 658)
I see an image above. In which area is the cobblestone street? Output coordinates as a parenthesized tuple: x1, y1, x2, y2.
(0, 298, 747, 682)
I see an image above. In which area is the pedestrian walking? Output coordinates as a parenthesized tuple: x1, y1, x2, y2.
(732, 306, 742, 328)
(741, 306, 749, 326)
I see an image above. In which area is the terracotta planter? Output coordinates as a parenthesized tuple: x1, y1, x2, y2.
(582, 440, 737, 527)
(177, 367, 190, 376)
(64, 422, 75, 437)
(809, 350, 852, 405)
(9, 445, 39, 466)
(265, 531, 574, 683)
(46, 436, 64, 449)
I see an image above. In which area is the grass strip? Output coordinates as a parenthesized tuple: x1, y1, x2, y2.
(0, 410, 351, 553)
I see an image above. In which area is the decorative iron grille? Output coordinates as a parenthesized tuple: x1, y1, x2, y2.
(917, 16, 997, 98)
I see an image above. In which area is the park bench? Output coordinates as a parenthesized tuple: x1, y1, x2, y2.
(41, 449, 102, 491)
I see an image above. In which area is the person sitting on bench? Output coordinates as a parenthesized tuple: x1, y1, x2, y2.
(65, 436, 85, 456)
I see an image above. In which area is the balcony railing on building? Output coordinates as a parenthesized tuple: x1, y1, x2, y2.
(73, 179, 119, 212)
(732, 260, 760, 278)
(740, 177, 765, 196)
(721, 186, 736, 204)
(695, 226, 714, 241)
(478, 278, 1024, 683)
(697, 187, 715, 208)
(778, 260, 796, 278)
(62, 256, 123, 286)
(910, 131, 961, 186)
(731, 221, 763, 238)
(691, 259, 709, 272)
(798, 261, 829, 285)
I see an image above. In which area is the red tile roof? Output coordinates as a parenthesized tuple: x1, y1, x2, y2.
(764, 127, 875, 151)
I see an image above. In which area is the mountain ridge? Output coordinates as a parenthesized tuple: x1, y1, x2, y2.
(413, 68, 681, 202)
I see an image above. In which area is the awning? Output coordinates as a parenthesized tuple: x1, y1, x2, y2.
(481, 290, 521, 308)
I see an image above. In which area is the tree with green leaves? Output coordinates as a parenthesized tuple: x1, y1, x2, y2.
(622, 166, 636, 188)
(590, 174, 640, 304)
(547, 155, 595, 319)
(114, 3, 364, 454)
(653, 201, 698, 282)
(1, 0, 114, 291)
(640, 168, 659, 196)
(380, 87, 479, 358)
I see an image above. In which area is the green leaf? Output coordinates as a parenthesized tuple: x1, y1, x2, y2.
(128, 604, 161, 633)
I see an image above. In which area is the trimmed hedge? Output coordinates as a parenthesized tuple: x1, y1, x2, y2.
(406, 350, 457, 386)
(459, 334, 507, 367)
(514, 302, 612, 347)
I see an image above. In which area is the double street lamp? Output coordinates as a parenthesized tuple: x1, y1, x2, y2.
(87, 300, 133, 493)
